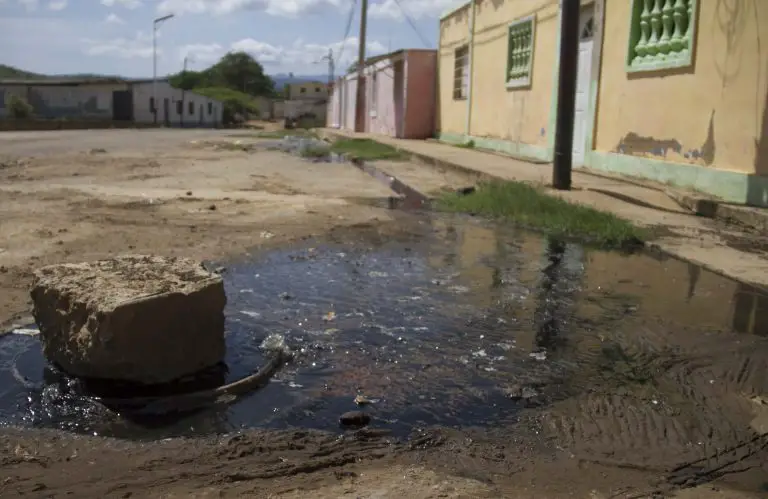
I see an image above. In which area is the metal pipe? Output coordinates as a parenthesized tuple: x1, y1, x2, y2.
(464, 0, 476, 138)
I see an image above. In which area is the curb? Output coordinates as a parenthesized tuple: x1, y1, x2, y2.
(319, 129, 768, 233)
(665, 191, 768, 232)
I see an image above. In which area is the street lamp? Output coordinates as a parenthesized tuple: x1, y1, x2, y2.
(153, 13, 175, 124)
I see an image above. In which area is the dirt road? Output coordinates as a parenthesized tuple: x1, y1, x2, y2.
(0, 130, 765, 498)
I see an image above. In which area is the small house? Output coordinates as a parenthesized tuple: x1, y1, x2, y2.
(327, 49, 438, 140)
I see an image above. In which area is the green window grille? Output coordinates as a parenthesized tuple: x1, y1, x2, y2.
(453, 45, 469, 100)
(506, 15, 535, 89)
(627, 0, 698, 72)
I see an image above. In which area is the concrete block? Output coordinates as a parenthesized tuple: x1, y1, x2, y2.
(31, 255, 227, 385)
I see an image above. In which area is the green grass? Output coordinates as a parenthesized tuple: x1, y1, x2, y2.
(329, 138, 407, 161)
(455, 139, 476, 149)
(299, 144, 332, 158)
(254, 129, 317, 139)
(437, 180, 648, 249)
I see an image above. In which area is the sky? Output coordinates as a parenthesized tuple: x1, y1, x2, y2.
(0, 0, 466, 78)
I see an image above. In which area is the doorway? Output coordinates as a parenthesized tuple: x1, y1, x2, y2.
(111, 90, 133, 121)
(394, 60, 405, 138)
(572, 6, 595, 166)
(163, 98, 170, 126)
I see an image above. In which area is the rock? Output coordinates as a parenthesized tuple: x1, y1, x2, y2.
(340, 411, 371, 427)
(30, 255, 227, 385)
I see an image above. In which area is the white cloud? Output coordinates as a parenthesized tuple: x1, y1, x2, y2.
(18, 0, 38, 11)
(82, 31, 155, 59)
(156, 0, 348, 17)
(231, 36, 386, 68)
(369, 0, 465, 20)
(100, 0, 142, 9)
(105, 13, 125, 23)
(178, 43, 224, 64)
(48, 0, 66, 9)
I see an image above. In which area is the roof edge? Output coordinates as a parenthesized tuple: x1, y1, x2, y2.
(440, 1, 471, 21)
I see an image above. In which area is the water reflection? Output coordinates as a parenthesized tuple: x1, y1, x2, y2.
(0, 214, 766, 441)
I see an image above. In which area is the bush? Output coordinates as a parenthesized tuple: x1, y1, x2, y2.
(191, 87, 259, 125)
(6, 94, 33, 119)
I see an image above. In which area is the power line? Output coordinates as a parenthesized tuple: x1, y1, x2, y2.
(335, 0, 358, 68)
(393, 0, 432, 48)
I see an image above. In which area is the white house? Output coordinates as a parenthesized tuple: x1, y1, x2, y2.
(0, 77, 223, 127)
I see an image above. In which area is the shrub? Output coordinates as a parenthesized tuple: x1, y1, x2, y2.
(6, 94, 33, 119)
(191, 87, 259, 125)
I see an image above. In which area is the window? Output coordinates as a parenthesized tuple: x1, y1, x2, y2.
(300, 87, 307, 93)
(315, 87, 321, 92)
(506, 15, 535, 89)
(627, 0, 697, 72)
(149, 97, 156, 112)
(453, 45, 469, 100)
(176, 101, 183, 114)
(208, 102, 213, 115)
(189, 101, 194, 115)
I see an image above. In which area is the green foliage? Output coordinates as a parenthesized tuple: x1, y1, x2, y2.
(437, 180, 647, 249)
(193, 87, 259, 124)
(6, 94, 34, 119)
(168, 51, 275, 97)
(329, 138, 407, 161)
(0, 64, 46, 79)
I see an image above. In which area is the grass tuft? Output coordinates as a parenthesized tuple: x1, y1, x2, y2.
(437, 180, 648, 249)
(329, 138, 407, 161)
(253, 129, 317, 139)
(299, 144, 331, 158)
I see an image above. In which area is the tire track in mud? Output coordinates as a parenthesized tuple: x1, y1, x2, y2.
(538, 321, 768, 489)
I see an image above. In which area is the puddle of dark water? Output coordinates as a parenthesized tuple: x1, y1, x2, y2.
(1, 215, 767, 444)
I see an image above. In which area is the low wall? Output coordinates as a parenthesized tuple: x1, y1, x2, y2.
(0, 120, 159, 132)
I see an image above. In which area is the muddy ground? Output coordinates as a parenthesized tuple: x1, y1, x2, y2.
(0, 130, 766, 498)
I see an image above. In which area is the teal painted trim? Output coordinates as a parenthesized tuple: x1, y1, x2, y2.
(439, 131, 550, 162)
(544, 6, 562, 162)
(589, 151, 768, 207)
(583, 0, 605, 167)
(625, 0, 698, 73)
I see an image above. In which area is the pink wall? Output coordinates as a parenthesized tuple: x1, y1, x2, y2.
(364, 59, 398, 136)
(403, 50, 437, 139)
(325, 49, 436, 139)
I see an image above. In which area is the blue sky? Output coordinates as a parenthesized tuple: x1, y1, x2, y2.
(0, 0, 464, 77)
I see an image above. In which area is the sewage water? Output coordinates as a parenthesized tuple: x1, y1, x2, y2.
(1, 216, 767, 461)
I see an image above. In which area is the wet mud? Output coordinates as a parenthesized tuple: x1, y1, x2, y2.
(1, 213, 767, 495)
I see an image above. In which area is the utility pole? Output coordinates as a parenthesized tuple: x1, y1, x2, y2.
(320, 48, 335, 87)
(181, 54, 191, 127)
(152, 13, 174, 125)
(551, 0, 580, 190)
(354, 0, 367, 132)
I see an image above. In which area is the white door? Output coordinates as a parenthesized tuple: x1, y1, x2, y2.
(572, 9, 595, 166)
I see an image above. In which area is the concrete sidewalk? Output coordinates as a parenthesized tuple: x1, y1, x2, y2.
(318, 128, 768, 290)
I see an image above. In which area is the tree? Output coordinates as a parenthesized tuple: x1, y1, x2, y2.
(168, 51, 276, 97)
(214, 51, 274, 96)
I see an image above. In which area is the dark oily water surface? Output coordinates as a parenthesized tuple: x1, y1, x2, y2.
(1, 216, 767, 467)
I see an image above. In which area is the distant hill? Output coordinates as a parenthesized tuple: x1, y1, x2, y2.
(0, 64, 327, 88)
(0, 64, 47, 80)
(271, 74, 329, 88)
(0, 64, 116, 81)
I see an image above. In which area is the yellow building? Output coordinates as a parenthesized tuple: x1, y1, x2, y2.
(437, 0, 768, 207)
(284, 81, 328, 100)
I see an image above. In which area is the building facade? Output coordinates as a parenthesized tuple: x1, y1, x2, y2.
(0, 78, 223, 127)
(284, 81, 329, 100)
(438, 0, 768, 207)
(327, 49, 437, 140)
